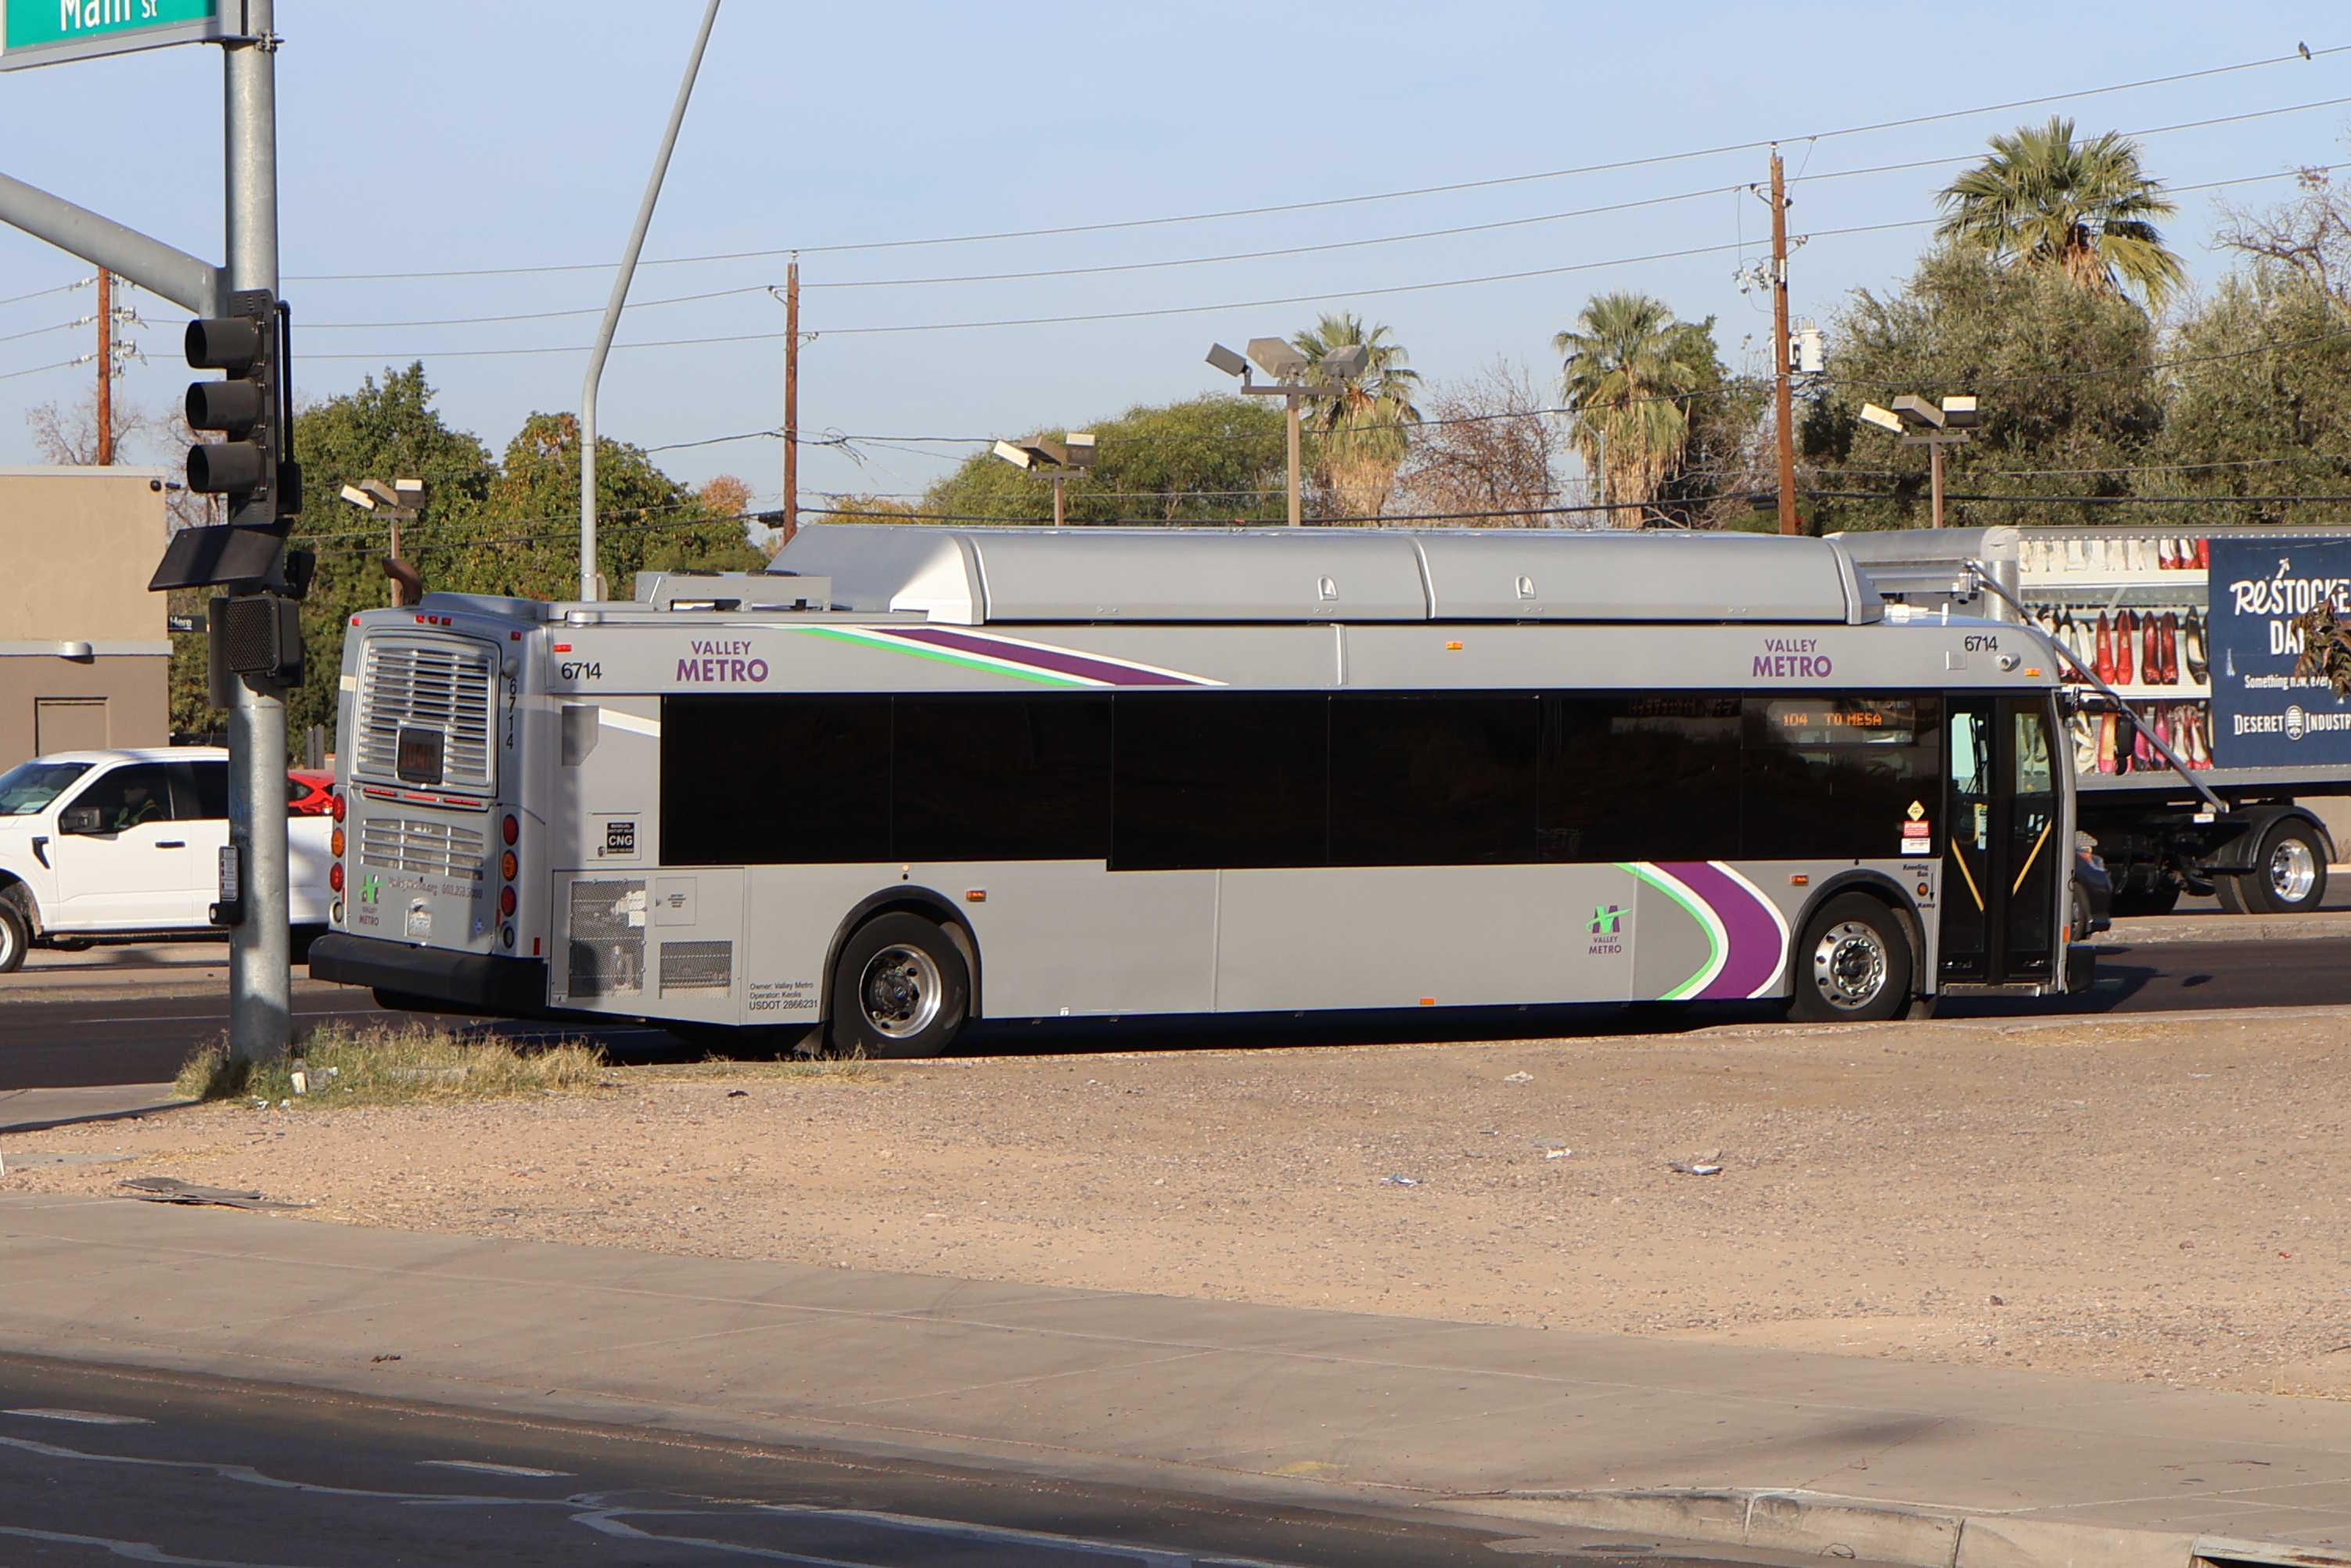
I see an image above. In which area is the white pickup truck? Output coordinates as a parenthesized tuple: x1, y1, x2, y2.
(0, 747, 334, 973)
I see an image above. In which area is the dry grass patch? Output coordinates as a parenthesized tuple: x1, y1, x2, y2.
(174, 1020, 609, 1108)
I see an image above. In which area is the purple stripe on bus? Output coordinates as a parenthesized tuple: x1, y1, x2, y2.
(880, 625, 1203, 686)
(1661, 861, 1786, 1000)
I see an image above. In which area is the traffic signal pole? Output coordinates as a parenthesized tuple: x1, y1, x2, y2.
(0, 3, 293, 1066)
(223, 0, 291, 1063)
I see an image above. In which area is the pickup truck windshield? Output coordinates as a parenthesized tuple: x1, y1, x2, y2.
(0, 760, 92, 817)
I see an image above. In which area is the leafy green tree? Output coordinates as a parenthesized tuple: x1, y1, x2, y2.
(1936, 116, 2184, 308)
(457, 412, 763, 600)
(1292, 312, 1421, 520)
(1800, 248, 2162, 531)
(266, 365, 498, 750)
(1555, 292, 1720, 527)
(2148, 272, 2351, 529)
(923, 396, 1285, 524)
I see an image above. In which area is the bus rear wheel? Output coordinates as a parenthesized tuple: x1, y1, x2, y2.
(829, 912, 969, 1059)
(1788, 893, 1913, 1024)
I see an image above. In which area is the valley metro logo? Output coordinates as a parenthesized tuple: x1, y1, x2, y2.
(1590, 904, 1624, 936)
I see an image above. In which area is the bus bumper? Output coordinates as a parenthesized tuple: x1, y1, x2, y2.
(307, 932, 549, 1016)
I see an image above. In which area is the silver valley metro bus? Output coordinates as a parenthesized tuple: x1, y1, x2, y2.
(306, 525, 2090, 1056)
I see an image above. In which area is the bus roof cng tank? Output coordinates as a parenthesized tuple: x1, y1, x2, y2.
(768, 523, 1870, 627)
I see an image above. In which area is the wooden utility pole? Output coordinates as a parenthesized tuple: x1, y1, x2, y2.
(1770, 149, 1797, 536)
(93, 269, 113, 465)
(782, 257, 799, 545)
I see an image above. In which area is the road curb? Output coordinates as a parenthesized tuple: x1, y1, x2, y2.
(2105, 911, 2351, 944)
(1438, 1490, 2351, 1568)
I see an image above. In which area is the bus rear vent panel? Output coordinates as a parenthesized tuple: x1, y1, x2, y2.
(358, 817, 487, 881)
(660, 940, 733, 992)
(567, 879, 645, 998)
(357, 637, 497, 791)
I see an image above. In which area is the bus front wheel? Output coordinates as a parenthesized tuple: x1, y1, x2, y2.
(1788, 893, 1913, 1024)
(829, 912, 969, 1059)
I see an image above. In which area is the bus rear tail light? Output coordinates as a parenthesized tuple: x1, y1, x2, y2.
(329, 862, 343, 894)
(330, 828, 345, 858)
(501, 814, 519, 847)
(501, 850, 518, 880)
(329, 791, 345, 822)
(499, 886, 517, 918)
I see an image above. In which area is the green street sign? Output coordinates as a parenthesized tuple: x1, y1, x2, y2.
(1, 0, 226, 72)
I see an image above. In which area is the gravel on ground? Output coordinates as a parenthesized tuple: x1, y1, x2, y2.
(5, 1009, 2345, 1399)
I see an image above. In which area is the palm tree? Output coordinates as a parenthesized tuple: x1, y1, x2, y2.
(1936, 116, 2184, 307)
(1554, 292, 1714, 528)
(1292, 312, 1421, 521)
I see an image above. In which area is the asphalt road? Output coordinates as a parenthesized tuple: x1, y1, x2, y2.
(0, 1353, 1702, 1568)
(0, 934, 2342, 1093)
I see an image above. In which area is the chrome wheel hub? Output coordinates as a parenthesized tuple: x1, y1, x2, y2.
(860, 944, 943, 1039)
(2268, 839, 2318, 904)
(1811, 922, 1889, 1012)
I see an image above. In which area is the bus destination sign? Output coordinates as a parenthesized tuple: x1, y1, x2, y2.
(1, 0, 224, 72)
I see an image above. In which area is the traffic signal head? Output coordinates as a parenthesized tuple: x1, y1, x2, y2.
(184, 289, 297, 527)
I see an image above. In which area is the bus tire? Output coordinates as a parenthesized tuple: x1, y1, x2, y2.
(829, 912, 969, 1059)
(0, 900, 27, 975)
(2227, 818, 2329, 915)
(1788, 893, 1912, 1024)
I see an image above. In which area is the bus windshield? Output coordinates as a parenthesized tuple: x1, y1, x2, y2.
(0, 759, 92, 816)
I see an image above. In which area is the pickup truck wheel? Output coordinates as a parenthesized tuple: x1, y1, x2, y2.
(0, 901, 27, 974)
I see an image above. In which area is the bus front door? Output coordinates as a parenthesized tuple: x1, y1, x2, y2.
(1939, 697, 2062, 985)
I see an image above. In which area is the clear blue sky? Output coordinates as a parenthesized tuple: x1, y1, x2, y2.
(3, 2, 2349, 517)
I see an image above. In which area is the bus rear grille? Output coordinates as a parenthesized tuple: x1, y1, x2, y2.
(567, 879, 645, 998)
(660, 940, 732, 992)
(356, 817, 487, 880)
(356, 636, 496, 792)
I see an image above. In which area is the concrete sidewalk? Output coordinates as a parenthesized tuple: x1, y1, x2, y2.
(0, 1195, 2344, 1568)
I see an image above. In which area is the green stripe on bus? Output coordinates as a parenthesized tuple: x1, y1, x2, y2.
(790, 625, 1084, 687)
(1619, 861, 1724, 1002)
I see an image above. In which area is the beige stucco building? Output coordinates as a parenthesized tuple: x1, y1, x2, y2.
(0, 466, 171, 769)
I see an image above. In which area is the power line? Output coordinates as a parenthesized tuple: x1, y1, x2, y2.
(0, 318, 81, 347)
(293, 219, 1931, 361)
(286, 162, 2343, 361)
(1810, 488, 2351, 506)
(294, 97, 2351, 335)
(0, 280, 84, 311)
(279, 43, 2347, 285)
(0, 355, 90, 383)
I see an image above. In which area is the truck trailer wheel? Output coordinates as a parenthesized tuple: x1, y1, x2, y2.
(1788, 893, 1914, 1024)
(828, 912, 969, 1059)
(2216, 818, 2329, 915)
(0, 901, 27, 974)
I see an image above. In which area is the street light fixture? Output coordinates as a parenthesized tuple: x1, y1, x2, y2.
(1206, 336, 1368, 527)
(991, 431, 1096, 527)
(339, 477, 426, 604)
(1858, 394, 1976, 530)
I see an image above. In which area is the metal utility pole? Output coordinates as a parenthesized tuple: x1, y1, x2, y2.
(94, 270, 113, 464)
(1770, 148, 1798, 537)
(1283, 392, 1303, 528)
(222, 0, 289, 1064)
(580, 0, 722, 602)
(783, 257, 799, 544)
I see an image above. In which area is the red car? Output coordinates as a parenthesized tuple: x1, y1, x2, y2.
(287, 770, 335, 816)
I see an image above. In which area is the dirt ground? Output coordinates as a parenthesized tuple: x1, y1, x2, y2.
(5, 1008, 2348, 1399)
